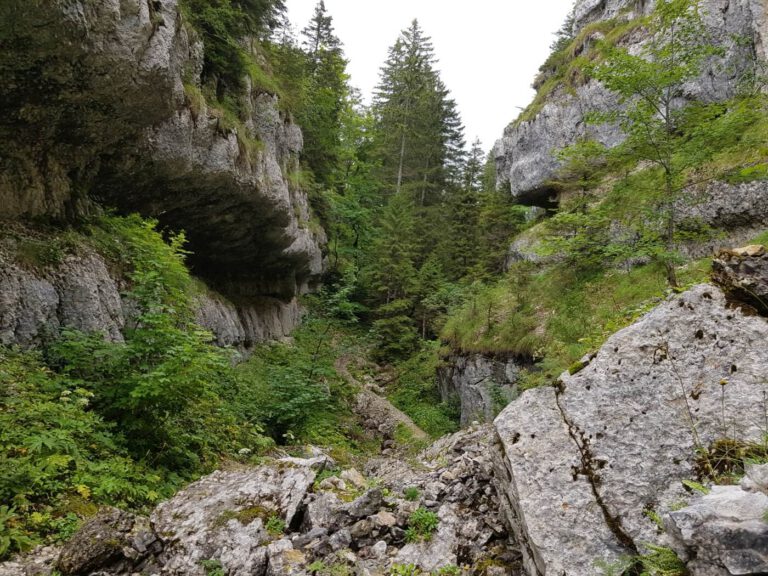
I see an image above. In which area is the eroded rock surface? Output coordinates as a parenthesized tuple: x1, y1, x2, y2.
(1, 429, 520, 576)
(713, 244, 768, 315)
(1, 0, 324, 314)
(438, 353, 521, 426)
(494, 0, 766, 206)
(0, 243, 302, 350)
(493, 284, 768, 575)
(665, 466, 768, 576)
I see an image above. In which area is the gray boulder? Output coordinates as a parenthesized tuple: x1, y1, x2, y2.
(57, 508, 158, 576)
(152, 460, 317, 575)
(665, 481, 768, 575)
(493, 284, 768, 575)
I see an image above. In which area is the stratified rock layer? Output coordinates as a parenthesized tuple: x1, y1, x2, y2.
(665, 464, 768, 576)
(492, 284, 768, 575)
(0, 243, 301, 350)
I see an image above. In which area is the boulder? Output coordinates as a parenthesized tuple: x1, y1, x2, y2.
(665, 482, 768, 575)
(57, 508, 157, 575)
(493, 284, 768, 575)
(152, 460, 317, 575)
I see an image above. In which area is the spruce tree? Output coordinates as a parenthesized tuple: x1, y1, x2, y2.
(372, 20, 465, 204)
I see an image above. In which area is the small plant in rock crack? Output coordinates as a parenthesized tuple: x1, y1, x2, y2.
(200, 559, 226, 576)
(390, 564, 421, 576)
(404, 507, 439, 543)
(403, 486, 420, 501)
(265, 514, 286, 536)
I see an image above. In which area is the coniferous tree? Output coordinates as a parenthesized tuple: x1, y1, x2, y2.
(296, 1, 348, 186)
(440, 139, 484, 278)
(372, 20, 465, 204)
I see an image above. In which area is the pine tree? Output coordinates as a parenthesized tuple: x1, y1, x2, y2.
(301, 1, 341, 62)
(296, 1, 348, 186)
(372, 20, 465, 204)
(440, 139, 484, 279)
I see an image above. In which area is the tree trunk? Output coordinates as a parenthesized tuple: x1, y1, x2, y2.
(663, 170, 678, 288)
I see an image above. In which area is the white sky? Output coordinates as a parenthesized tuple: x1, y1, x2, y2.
(285, 0, 576, 152)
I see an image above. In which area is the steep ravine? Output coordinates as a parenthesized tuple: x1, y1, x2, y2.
(2, 252, 766, 575)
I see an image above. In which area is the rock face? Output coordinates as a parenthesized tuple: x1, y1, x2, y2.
(0, 0, 324, 332)
(438, 354, 521, 426)
(494, 0, 767, 206)
(492, 284, 768, 575)
(665, 464, 768, 576)
(713, 244, 768, 315)
(0, 429, 520, 575)
(0, 249, 125, 347)
(0, 244, 301, 350)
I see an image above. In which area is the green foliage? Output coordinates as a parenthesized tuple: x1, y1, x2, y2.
(371, 299, 419, 362)
(0, 506, 34, 559)
(390, 564, 420, 576)
(433, 566, 461, 576)
(52, 215, 238, 471)
(583, 0, 724, 286)
(14, 233, 80, 270)
(597, 545, 687, 576)
(0, 347, 168, 559)
(403, 486, 420, 501)
(233, 317, 338, 442)
(389, 343, 459, 437)
(180, 0, 285, 94)
(442, 257, 710, 387)
(637, 544, 688, 576)
(200, 558, 226, 576)
(518, 16, 644, 123)
(405, 507, 439, 542)
(681, 479, 710, 495)
(265, 515, 286, 536)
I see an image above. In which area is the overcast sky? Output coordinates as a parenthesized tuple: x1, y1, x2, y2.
(285, 0, 576, 152)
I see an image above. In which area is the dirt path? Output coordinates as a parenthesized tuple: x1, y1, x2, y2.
(334, 355, 429, 442)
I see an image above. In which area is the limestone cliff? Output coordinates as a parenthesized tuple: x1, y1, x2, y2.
(0, 0, 325, 347)
(494, 0, 767, 207)
(492, 274, 768, 575)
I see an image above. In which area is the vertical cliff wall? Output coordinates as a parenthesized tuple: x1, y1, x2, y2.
(494, 0, 767, 206)
(0, 0, 326, 348)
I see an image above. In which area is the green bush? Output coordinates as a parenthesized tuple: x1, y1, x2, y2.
(403, 487, 420, 501)
(405, 507, 439, 543)
(49, 215, 241, 471)
(0, 347, 168, 559)
(389, 344, 459, 438)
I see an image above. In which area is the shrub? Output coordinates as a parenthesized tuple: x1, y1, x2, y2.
(0, 347, 166, 559)
(403, 487, 420, 501)
(265, 515, 286, 536)
(405, 508, 439, 542)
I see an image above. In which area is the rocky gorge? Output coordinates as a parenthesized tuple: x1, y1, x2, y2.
(2, 251, 767, 575)
(1, 0, 768, 574)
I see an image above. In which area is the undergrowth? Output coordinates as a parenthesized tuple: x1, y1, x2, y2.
(442, 258, 710, 389)
(0, 214, 378, 558)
